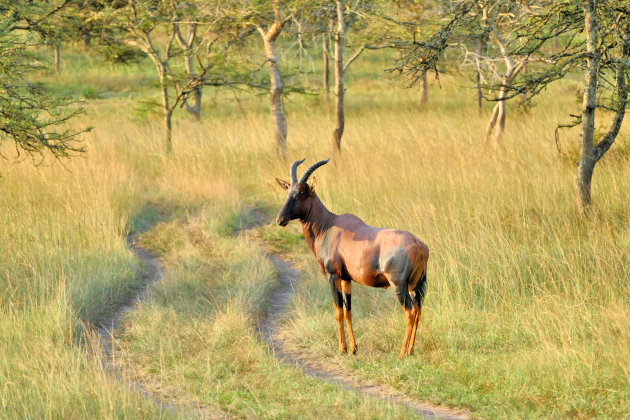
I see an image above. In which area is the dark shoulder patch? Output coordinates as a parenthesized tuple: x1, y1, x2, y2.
(317, 231, 336, 274)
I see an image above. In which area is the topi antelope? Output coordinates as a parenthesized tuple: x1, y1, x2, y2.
(275, 159, 429, 358)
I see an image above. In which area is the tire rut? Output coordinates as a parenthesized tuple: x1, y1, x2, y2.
(90, 207, 470, 419)
(248, 222, 471, 419)
(91, 231, 225, 419)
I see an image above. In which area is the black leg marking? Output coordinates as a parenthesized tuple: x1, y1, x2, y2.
(336, 290, 343, 308)
(329, 275, 343, 308)
(395, 286, 413, 311)
(414, 272, 427, 307)
(343, 293, 351, 311)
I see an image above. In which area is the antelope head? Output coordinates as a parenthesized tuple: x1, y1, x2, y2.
(276, 158, 329, 226)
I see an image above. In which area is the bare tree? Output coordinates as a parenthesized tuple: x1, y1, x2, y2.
(483, 34, 527, 144)
(254, 2, 292, 156)
(392, 0, 630, 214)
(329, 0, 395, 157)
(574, 1, 629, 213)
(93, 1, 240, 153)
(332, 0, 346, 157)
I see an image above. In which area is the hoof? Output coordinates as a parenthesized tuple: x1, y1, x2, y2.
(351, 346, 358, 355)
(339, 346, 348, 354)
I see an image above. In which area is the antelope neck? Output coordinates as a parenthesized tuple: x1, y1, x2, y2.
(300, 194, 335, 245)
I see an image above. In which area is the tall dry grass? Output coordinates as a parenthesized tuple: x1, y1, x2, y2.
(0, 46, 627, 417)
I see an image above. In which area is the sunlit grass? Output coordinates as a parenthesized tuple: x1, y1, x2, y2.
(0, 43, 628, 417)
(115, 204, 415, 418)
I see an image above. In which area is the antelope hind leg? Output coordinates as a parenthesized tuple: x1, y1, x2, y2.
(407, 305, 421, 355)
(407, 272, 427, 355)
(398, 307, 415, 359)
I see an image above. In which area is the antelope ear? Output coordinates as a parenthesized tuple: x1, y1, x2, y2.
(308, 177, 316, 195)
(276, 178, 290, 190)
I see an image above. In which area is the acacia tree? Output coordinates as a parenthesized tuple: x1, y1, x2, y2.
(392, 0, 445, 105)
(4, 1, 72, 73)
(486, 0, 630, 212)
(0, 3, 86, 158)
(545, 1, 629, 213)
(329, 0, 396, 157)
(254, 2, 293, 156)
(219, 0, 315, 156)
(91, 1, 241, 152)
(482, 31, 529, 144)
(393, 0, 630, 214)
(393, 1, 535, 143)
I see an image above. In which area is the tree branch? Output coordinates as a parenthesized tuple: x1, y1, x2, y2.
(343, 45, 366, 73)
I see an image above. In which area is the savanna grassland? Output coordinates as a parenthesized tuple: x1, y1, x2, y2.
(1, 42, 629, 419)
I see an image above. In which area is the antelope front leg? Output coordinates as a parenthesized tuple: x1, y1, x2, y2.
(341, 280, 357, 355)
(329, 274, 347, 354)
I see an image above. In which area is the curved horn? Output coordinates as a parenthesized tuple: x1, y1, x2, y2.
(299, 158, 330, 184)
(290, 159, 305, 184)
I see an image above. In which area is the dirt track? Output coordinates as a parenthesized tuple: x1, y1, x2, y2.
(253, 238, 471, 420)
(92, 232, 224, 419)
(90, 209, 470, 419)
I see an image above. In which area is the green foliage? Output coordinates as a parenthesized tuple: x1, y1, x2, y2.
(0, 6, 88, 159)
(81, 86, 100, 99)
(100, 44, 145, 65)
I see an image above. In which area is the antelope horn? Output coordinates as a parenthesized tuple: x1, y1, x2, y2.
(290, 159, 306, 184)
(299, 158, 330, 184)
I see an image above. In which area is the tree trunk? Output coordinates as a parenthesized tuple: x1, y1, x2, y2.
(476, 37, 487, 116)
(179, 25, 202, 121)
(332, 0, 345, 158)
(576, 0, 599, 215)
(419, 72, 428, 105)
(576, 155, 595, 214)
(82, 33, 92, 47)
(485, 103, 500, 143)
(187, 89, 202, 121)
(262, 35, 287, 156)
(485, 90, 507, 144)
(157, 64, 173, 153)
(476, 70, 482, 115)
(54, 44, 60, 73)
(323, 33, 330, 95)
(183, 52, 202, 121)
(163, 105, 173, 154)
(495, 100, 506, 143)
(484, 35, 526, 145)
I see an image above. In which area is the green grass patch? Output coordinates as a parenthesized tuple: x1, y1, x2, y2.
(2, 39, 628, 418)
(117, 202, 415, 418)
(274, 221, 630, 419)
